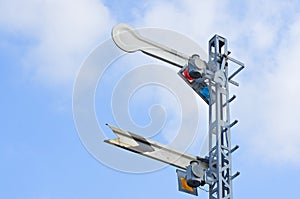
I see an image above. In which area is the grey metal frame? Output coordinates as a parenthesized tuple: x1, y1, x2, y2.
(207, 35, 237, 199)
(166, 34, 243, 198)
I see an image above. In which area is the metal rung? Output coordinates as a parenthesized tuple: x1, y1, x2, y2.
(222, 120, 238, 133)
(229, 65, 245, 81)
(231, 171, 240, 180)
(226, 145, 239, 156)
(229, 120, 238, 129)
(230, 145, 239, 154)
(227, 56, 244, 67)
(229, 79, 239, 86)
(223, 95, 236, 107)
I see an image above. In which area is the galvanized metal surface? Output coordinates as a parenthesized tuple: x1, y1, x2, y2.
(207, 35, 243, 199)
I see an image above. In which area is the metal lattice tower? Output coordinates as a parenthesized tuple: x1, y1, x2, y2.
(208, 35, 232, 199)
(207, 35, 242, 199)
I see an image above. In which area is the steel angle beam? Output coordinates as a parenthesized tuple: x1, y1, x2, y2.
(105, 124, 208, 170)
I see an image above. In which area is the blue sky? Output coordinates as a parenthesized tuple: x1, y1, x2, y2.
(1, 0, 300, 199)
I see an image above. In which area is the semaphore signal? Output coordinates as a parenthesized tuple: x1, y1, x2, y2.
(105, 23, 244, 199)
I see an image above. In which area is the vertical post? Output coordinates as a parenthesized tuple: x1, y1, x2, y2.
(208, 35, 232, 199)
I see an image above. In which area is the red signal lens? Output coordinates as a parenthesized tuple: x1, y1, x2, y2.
(182, 68, 194, 82)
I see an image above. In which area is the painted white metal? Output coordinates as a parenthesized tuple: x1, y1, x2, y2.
(112, 23, 189, 67)
(105, 124, 208, 170)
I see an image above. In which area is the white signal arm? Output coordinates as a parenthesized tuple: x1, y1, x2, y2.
(105, 124, 208, 170)
(112, 23, 206, 71)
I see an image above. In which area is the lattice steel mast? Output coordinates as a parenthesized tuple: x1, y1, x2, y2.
(207, 35, 239, 199)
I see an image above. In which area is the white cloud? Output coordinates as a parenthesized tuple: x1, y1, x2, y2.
(136, 0, 223, 47)
(0, 0, 114, 86)
(3, 0, 300, 166)
(129, 0, 300, 166)
(227, 1, 300, 165)
(243, 14, 300, 165)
